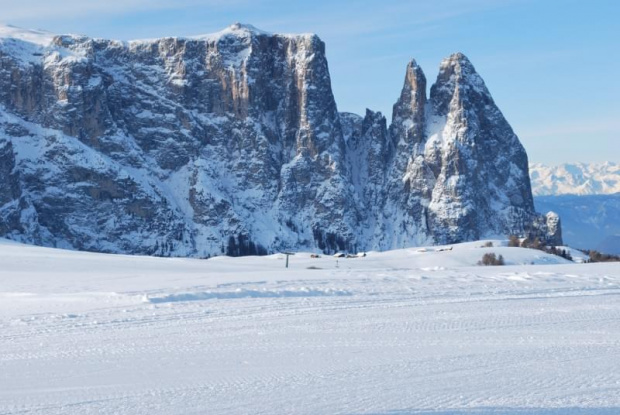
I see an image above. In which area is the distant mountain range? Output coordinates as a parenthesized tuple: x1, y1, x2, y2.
(531, 162, 620, 254)
(530, 162, 620, 196)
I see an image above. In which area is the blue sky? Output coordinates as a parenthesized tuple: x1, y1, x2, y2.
(2, 0, 618, 164)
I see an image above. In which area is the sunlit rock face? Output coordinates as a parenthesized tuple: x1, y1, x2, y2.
(0, 24, 559, 256)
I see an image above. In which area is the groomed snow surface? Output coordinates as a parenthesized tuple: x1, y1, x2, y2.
(1, 239, 619, 414)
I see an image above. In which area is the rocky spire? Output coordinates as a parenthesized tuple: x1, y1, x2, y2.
(545, 212, 563, 246)
(423, 52, 537, 242)
(390, 59, 427, 146)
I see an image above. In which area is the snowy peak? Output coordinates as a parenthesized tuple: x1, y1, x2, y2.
(441, 52, 474, 70)
(191, 22, 272, 42)
(227, 22, 269, 35)
(0, 23, 89, 49)
(436, 52, 479, 80)
(0, 24, 54, 45)
(530, 162, 620, 196)
(430, 52, 490, 115)
(0, 24, 56, 65)
(189, 22, 317, 44)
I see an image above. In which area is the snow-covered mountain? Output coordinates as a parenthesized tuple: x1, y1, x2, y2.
(530, 162, 620, 196)
(0, 23, 558, 257)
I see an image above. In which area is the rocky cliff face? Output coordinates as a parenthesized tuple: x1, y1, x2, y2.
(0, 23, 560, 256)
(424, 53, 536, 243)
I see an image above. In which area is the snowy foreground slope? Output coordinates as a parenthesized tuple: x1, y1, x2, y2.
(1, 239, 620, 414)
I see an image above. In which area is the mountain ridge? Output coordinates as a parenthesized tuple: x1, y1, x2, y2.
(530, 162, 620, 196)
(0, 23, 559, 256)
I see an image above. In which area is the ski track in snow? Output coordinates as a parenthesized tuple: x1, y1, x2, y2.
(1, 240, 620, 414)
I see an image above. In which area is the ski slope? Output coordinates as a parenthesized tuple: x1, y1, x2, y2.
(1, 239, 619, 414)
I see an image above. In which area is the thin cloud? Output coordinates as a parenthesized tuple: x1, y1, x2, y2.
(0, 0, 253, 21)
(260, 0, 525, 39)
(477, 49, 579, 70)
(519, 117, 620, 139)
(1, 0, 528, 41)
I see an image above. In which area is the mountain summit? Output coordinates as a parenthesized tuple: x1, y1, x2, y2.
(0, 24, 560, 256)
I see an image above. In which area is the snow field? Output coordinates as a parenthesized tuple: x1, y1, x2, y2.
(1, 239, 619, 414)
